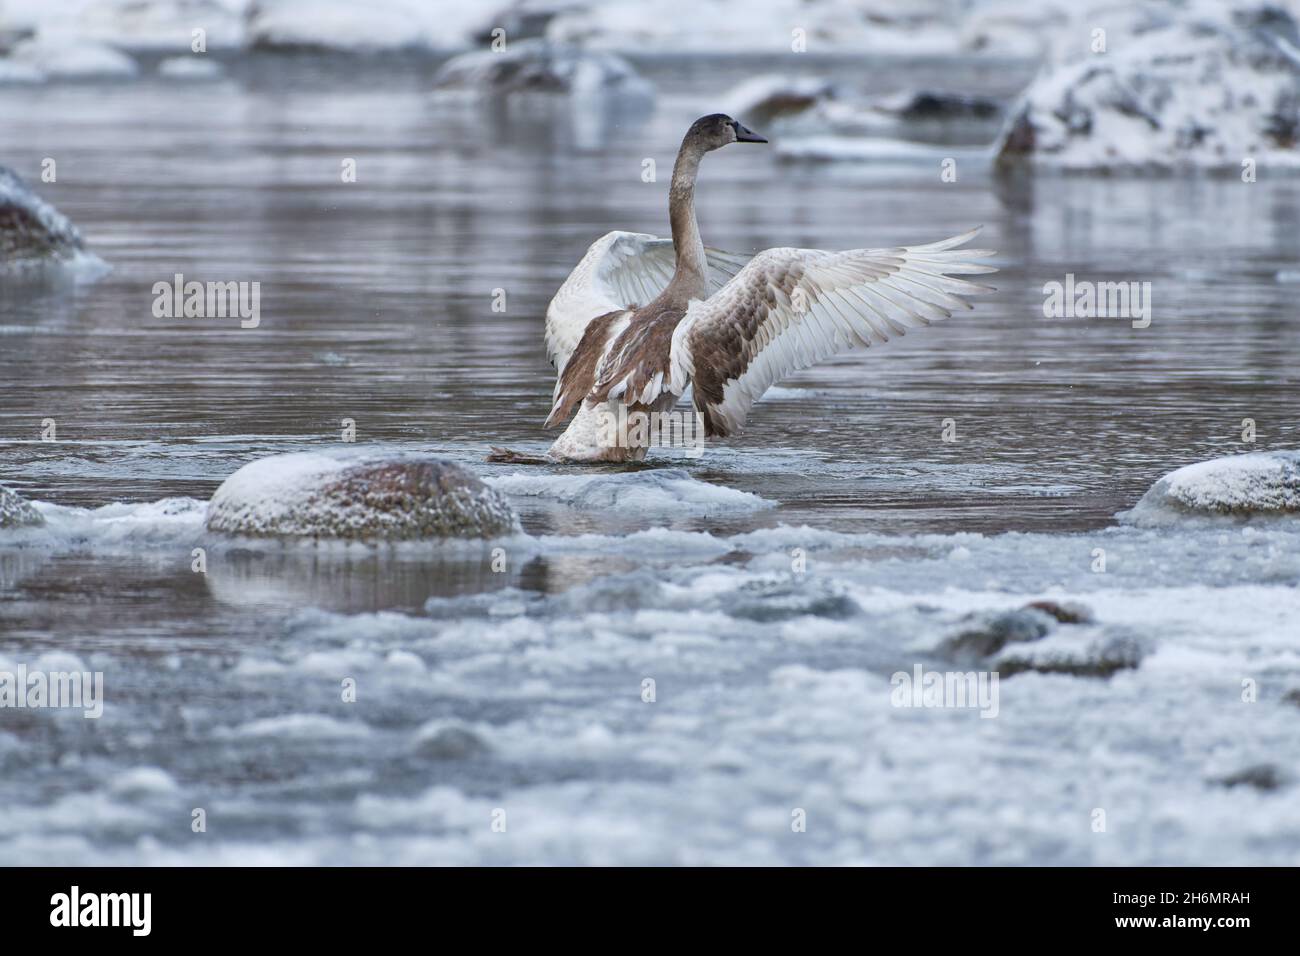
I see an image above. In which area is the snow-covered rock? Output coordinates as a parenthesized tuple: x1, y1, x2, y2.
(245, 0, 482, 52)
(0, 485, 43, 529)
(995, 631, 1145, 679)
(413, 722, 491, 759)
(78, 0, 244, 51)
(205, 450, 520, 540)
(432, 39, 652, 98)
(0, 165, 106, 274)
(720, 74, 840, 126)
(940, 600, 1142, 678)
(246, 0, 424, 51)
(8, 37, 138, 78)
(0, 486, 43, 530)
(721, 73, 1004, 147)
(996, 0, 1300, 171)
(941, 606, 1055, 661)
(1123, 451, 1300, 524)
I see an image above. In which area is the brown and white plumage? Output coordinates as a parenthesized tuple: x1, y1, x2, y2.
(667, 229, 996, 437)
(542, 232, 751, 431)
(534, 114, 997, 463)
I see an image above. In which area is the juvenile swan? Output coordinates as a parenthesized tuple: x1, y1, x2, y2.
(536, 113, 996, 462)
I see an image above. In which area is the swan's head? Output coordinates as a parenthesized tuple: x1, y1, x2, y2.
(687, 113, 767, 151)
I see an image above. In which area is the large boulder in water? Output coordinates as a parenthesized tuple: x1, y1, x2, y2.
(996, 1, 1300, 171)
(0, 485, 43, 529)
(0, 166, 104, 274)
(206, 451, 519, 540)
(1123, 451, 1300, 525)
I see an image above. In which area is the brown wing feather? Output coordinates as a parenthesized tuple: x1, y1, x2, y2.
(689, 262, 808, 437)
(588, 307, 685, 407)
(544, 309, 627, 428)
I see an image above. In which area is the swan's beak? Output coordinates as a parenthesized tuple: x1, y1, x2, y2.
(733, 122, 767, 144)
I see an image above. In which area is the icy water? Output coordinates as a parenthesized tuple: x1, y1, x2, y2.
(2, 54, 1299, 865)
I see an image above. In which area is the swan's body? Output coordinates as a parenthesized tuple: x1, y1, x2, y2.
(539, 114, 997, 463)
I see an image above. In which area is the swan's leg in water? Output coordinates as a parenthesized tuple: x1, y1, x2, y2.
(547, 395, 689, 463)
(486, 402, 629, 465)
(490, 396, 687, 464)
(544, 400, 643, 463)
(485, 447, 551, 464)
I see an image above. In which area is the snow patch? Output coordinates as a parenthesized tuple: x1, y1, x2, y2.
(997, 0, 1300, 171)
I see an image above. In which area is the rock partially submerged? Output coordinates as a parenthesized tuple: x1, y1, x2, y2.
(941, 606, 1056, 662)
(432, 39, 652, 99)
(0, 485, 43, 529)
(1123, 451, 1300, 525)
(414, 722, 491, 760)
(997, 0, 1300, 171)
(1212, 763, 1285, 791)
(997, 634, 1145, 679)
(721, 74, 840, 126)
(940, 600, 1140, 678)
(0, 24, 35, 57)
(206, 451, 519, 540)
(0, 166, 104, 274)
(722, 74, 1002, 139)
(1024, 600, 1094, 624)
(873, 90, 1002, 121)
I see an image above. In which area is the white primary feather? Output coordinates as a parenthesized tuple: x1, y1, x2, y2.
(668, 228, 997, 435)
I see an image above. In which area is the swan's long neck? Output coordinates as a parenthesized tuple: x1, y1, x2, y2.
(664, 140, 708, 304)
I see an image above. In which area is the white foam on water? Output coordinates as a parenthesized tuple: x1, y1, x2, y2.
(22, 496, 208, 550)
(220, 714, 373, 739)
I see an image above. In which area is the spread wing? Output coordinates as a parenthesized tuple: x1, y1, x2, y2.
(545, 231, 752, 373)
(668, 228, 997, 437)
